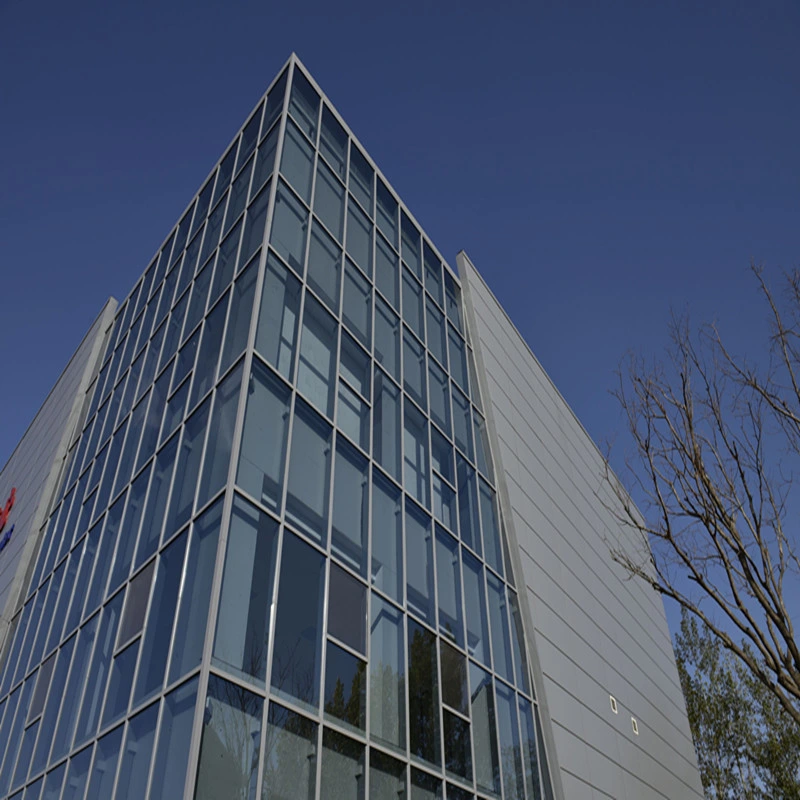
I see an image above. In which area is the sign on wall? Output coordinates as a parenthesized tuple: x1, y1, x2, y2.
(0, 488, 16, 553)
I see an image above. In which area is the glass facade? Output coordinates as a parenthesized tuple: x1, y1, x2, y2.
(0, 57, 555, 800)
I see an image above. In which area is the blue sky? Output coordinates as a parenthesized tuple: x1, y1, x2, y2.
(1, 1, 798, 630)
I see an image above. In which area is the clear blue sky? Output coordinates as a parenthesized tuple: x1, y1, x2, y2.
(1, 2, 797, 549)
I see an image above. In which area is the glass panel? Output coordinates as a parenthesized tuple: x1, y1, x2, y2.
(252, 126, 279, 195)
(164, 400, 210, 539)
(373, 369, 401, 481)
(369, 595, 405, 751)
(473, 413, 493, 481)
(328, 564, 367, 653)
(288, 69, 319, 141)
(346, 198, 372, 276)
(185, 265, 212, 347)
(263, 70, 287, 135)
(337, 381, 369, 450)
(375, 235, 398, 308)
(339, 318, 370, 398)
(448, 328, 468, 394)
(191, 292, 228, 404)
(426, 299, 446, 367)
(320, 728, 364, 800)
(226, 164, 252, 235)
(400, 213, 421, 277)
(319, 105, 347, 179)
(404, 402, 429, 507)
(75, 591, 124, 745)
(237, 104, 262, 173)
(519, 697, 543, 800)
(199, 199, 225, 272)
(31, 636, 75, 773)
(314, 160, 345, 241)
(134, 532, 187, 705)
(62, 746, 92, 800)
(194, 675, 262, 800)
(41, 762, 66, 800)
(376, 179, 397, 246)
(197, 362, 243, 509)
(370, 749, 406, 800)
(270, 183, 308, 274)
(406, 501, 434, 625)
(307, 220, 342, 313)
(452, 388, 473, 461)
(431, 430, 455, 492)
(271, 531, 325, 709)
(342, 260, 371, 347)
(101, 638, 139, 728)
(457, 457, 480, 556)
(408, 619, 440, 766)
(404, 332, 427, 411)
(331, 441, 368, 576)
(440, 641, 468, 714)
(263, 703, 317, 800)
(148, 677, 198, 800)
(281, 119, 314, 202)
(411, 769, 441, 800)
(51, 614, 98, 761)
(463, 552, 490, 667)
(296, 295, 337, 417)
(192, 178, 213, 238)
(433, 475, 456, 534)
(403, 269, 424, 339)
(236, 361, 290, 511)
(428, 362, 451, 435)
(487, 575, 513, 684)
(12, 717, 38, 789)
(443, 710, 471, 781)
(424, 244, 443, 307)
(84, 725, 123, 800)
(496, 683, 524, 800)
(256, 252, 301, 379)
(0, 685, 26, 796)
(323, 642, 366, 731)
(471, 489, 497, 574)
(349, 145, 373, 214)
(116, 702, 159, 800)
(470, 662, 500, 795)
(133, 437, 178, 571)
(374, 298, 400, 381)
(168, 501, 222, 683)
(119, 560, 155, 644)
(285, 400, 333, 545)
(436, 528, 464, 647)
(213, 495, 279, 683)
(445, 273, 462, 332)
(371, 470, 403, 602)
(214, 146, 236, 207)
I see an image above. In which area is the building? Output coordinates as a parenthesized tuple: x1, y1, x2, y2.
(0, 55, 703, 800)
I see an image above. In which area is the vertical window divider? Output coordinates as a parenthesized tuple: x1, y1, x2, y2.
(183, 55, 296, 800)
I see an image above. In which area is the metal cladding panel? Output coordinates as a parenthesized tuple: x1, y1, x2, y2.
(0, 300, 115, 636)
(458, 253, 703, 800)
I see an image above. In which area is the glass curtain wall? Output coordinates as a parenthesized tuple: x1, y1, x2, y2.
(0, 59, 554, 800)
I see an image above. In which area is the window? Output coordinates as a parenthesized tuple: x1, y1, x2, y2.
(331, 441, 369, 575)
(236, 361, 290, 511)
(271, 532, 325, 709)
(213, 496, 279, 682)
(256, 253, 301, 380)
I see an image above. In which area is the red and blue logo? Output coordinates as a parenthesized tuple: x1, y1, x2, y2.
(0, 488, 16, 553)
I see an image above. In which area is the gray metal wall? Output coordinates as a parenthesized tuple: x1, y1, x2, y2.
(0, 299, 116, 652)
(458, 253, 703, 799)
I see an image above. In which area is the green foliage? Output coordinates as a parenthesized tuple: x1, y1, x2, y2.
(675, 609, 800, 799)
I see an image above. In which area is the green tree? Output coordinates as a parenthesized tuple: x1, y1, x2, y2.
(675, 608, 800, 798)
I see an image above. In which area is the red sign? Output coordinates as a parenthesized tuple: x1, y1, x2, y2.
(0, 488, 16, 552)
(0, 488, 14, 533)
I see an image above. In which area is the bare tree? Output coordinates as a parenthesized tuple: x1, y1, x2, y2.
(605, 264, 800, 727)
